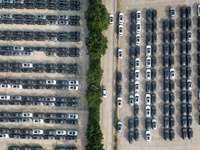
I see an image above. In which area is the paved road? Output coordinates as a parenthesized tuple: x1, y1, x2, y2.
(100, 0, 116, 149)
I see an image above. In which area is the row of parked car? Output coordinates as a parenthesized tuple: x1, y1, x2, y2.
(0, 117, 78, 123)
(0, 128, 77, 135)
(0, 18, 80, 26)
(0, 0, 80, 10)
(0, 112, 78, 118)
(8, 146, 77, 150)
(179, 6, 193, 140)
(162, 7, 176, 141)
(1, 133, 78, 140)
(0, 30, 80, 42)
(0, 100, 77, 107)
(8, 146, 43, 150)
(0, 14, 80, 20)
(0, 46, 79, 52)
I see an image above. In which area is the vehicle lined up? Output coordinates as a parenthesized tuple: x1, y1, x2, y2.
(0, 128, 78, 141)
(0, 0, 82, 149)
(0, 30, 80, 42)
(0, 62, 79, 74)
(0, 14, 80, 26)
(0, 78, 79, 91)
(0, 94, 78, 107)
(0, 0, 80, 11)
(0, 45, 80, 57)
(0, 112, 78, 124)
(162, 7, 176, 141)
(179, 6, 193, 140)
(145, 9, 157, 143)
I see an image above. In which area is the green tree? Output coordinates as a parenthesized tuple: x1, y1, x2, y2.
(85, 117, 104, 150)
(86, 31, 108, 60)
(86, 85, 102, 108)
(85, 3, 109, 32)
(89, 0, 102, 4)
(87, 63, 103, 85)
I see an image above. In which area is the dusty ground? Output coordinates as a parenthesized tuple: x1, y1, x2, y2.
(0, 0, 89, 149)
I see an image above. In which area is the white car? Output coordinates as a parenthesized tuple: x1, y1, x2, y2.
(170, 68, 175, 79)
(46, 80, 56, 85)
(187, 79, 192, 91)
(68, 113, 78, 119)
(136, 34, 141, 45)
(13, 46, 24, 51)
(119, 13, 124, 24)
(32, 129, 43, 134)
(135, 70, 140, 80)
(118, 25, 123, 36)
(118, 49, 123, 60)
(22, 52, 33, 56)
(33, 119, 44, 123)
(11, 84, 23, 89)
(135, 93, 139, 104)
(22, 112, 33, 117)
(0, 95, 10, 100)
(22, 63, 33, 68)
(198, 5, 200, 16)
(152, 119, 157, 130)
(102, 86, 107, 98)
(45, 97, 56, 101)
(109, 14, 114, 26)
(67, 130, 78, 136)
(145, 94, 151, 105)
(117, 97, 122, 108)
(68, 80, 79, 85)
(146, 69, 151, 80)
(117, 121, 122, 133)
(135, 81, 139, 92)
(146, 57, 151, 68)
(145, 106, 151, 118)
(135, 58, 140, 69)
(0, 133, 9, 138)
(146, 131, 151, 142)
(129, 95, 134, 106)
(146, 45, 151, 56)
(136, 10, 141, 22)
(56, 130, 66, 135)
(68, 86, 79, 90)
(136, 22, 141, 33)
(0, 84, 11, 89)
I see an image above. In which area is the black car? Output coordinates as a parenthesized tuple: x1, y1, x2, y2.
(151, 106, 156, 117)
(146, 118, 151, 130)
(186, 19, 191, 30)
(128, 131, 133, 144)
(181, 19, 186, 29)
(163, 20, 169, 31)
(152, 21, 157, 33)
(25, 4, 35, 9)
(129, 82, 134, 94)
(134, 105, 139, 116)
(151, 69, 156, 80)
(146, 10, 151, 21)
(118, 72, 122, 83)
(129, 71, 134, 82)
(186, 42, 191, 54)
(169, 92, 174, 104)
(152, 33, 157, 44)
(164, 92, 169, 103)
(163, 32, 169, 43)
(164, 129, 169, 141)
(146, 34, 151, 45)
(25, 20, 35, 25)
(170, 117, 175, 129)
(181, 30, 186, 42)
(181, 55, 186, 66)
(181, 6, 186, 18)
(152, 9, 157, 21)
(169, 32, 174, 43)
(146, 21, 151, 33)
(164, 116, 169, 128)
(146, 82, 151, 93)
(23, 36, 34, 41)
(186, 6, 191, 18)
(134, 129, 139, 141)
(170, 20, 175, 31)
(20, 101, 32, 106)
(188, 127, 193, 139)
(182, 128, 187, 140)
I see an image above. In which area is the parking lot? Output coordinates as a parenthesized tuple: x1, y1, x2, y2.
(0, 0, 89, 150)
(117, 0, 200, 149)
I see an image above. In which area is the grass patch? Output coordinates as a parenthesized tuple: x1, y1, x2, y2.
(114, 108, 118, 130)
